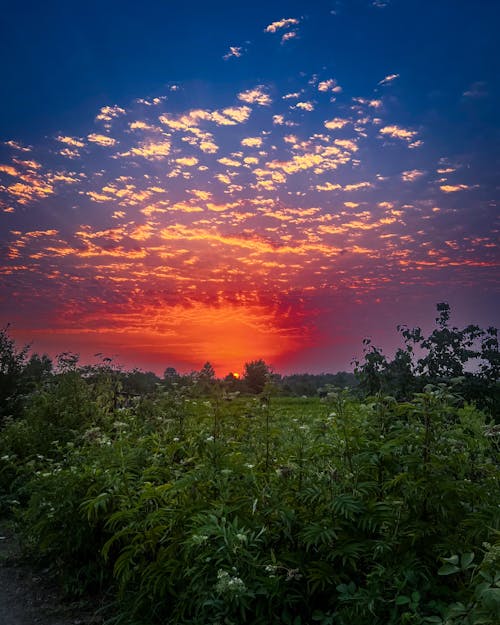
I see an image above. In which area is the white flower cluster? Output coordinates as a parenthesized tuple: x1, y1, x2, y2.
(191, 534, 209, 545)
(215, 569, 246, 597)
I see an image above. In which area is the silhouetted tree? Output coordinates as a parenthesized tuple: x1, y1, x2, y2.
(197, 361, 217, 394)
(354, 303, 499, 418)
(0, 326, 30, 420)
(243, 359, 271, 394)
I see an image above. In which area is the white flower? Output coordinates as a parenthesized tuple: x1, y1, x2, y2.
(216, 569, 246, 596)
(191, 534, 209, 545)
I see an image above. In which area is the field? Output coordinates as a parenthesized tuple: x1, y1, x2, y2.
(1, 373, 499, 625)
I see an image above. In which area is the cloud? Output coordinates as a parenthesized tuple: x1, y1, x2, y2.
(56, 136, 85, 148)
(0, 164, 19, 176)
(237, 87, 272, 106)
(218, 157, 242, 167)
(222, 106, 252, 123)
(264, 18, 299, 33)
(7, 177, 54, 204)
(379, 125, 417, 142)
(4, 140, 31, 152)
(343, 181, 372, 191)
(293, 101, 315, 111)
(378, 73, 400, 85)
(281, 32, 297, 44)
(96, 105, 126, 123)
(223, 46, 243, 60)
(176, 156, 199, 166)
(199, 139, 219, 153)
(318, 79, 342, 93)
(87, 133, 117, 147)
(462, 81, 488, 99)
(334, 139, 358, 151)
(316, 182, 342, 191)
(324, 118, 350, 130)
(401, 169, 425, 182)
(440, 184, 471, 193)
(135, 96, 167, 106)
(2, 49, 496, 377)
(241, 137, 263, 147)
(120, 139, 171, 160)
(272, 114, 296, 127)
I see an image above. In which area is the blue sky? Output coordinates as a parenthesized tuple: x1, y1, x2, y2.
(0, 0, 498, 374)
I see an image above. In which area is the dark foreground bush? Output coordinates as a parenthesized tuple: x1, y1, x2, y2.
(1, 387, 499, 624)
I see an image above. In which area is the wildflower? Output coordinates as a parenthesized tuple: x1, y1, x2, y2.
(215, 569, 246, 596)
(191, 534, 209, 545)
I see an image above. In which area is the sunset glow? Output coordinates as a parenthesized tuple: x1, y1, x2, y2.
(0, 1, 498, 375)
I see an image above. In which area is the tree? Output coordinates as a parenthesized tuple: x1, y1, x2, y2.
(23, 353, 53, 389)
(243, 359, 271, 394)
(398, 303, 483, 379)
(353, 339, 388, 396)
(0, 326, 30, 420)
(197, 361, 217, 394)
(354, 303, 499, 418)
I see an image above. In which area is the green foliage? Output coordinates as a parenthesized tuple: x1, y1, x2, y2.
(1, 384, 498, 624)
(355, 303, 499, 419)
(0, 315, 499, 623)
(0, 325, 30, 421)
(243, 359, 272, 394)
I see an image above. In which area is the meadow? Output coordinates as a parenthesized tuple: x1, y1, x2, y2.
(1, 374, 499, 625)
(0, 305, 499, 624)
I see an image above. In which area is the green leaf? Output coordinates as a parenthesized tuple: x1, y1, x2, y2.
(396, 595, 411, 605)
(438, 563, 461, 576)
(442, 554, 460, 565)
(481, 587, 500, 611)
(460, 552, 475, 569)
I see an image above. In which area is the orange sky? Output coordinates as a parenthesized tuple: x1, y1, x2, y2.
(0, 3, 498, 375)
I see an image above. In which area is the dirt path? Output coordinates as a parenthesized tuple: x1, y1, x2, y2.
(0, 521, 104, 625)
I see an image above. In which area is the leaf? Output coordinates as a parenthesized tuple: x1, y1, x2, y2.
(438, 563, 461, 576)
(481, 587, 500, 611)
(460, 551, 475, 569)
(396, 595, 411, 605)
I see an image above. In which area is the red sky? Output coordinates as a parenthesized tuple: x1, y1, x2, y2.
(0, 2, 498, 376)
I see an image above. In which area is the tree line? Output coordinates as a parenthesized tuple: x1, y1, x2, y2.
(1, 303, 498, 423)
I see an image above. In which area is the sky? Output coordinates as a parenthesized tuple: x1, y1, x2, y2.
(0, 0, 499, 376)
